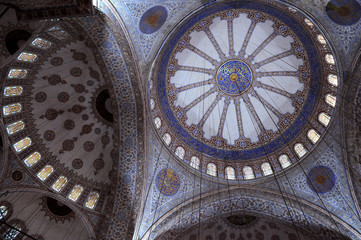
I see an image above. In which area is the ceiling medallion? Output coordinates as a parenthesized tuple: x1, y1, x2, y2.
(149, 0, 339, 180)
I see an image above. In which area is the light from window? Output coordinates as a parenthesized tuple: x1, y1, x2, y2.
(6, 121, 25, 135)
(175, 146, 185, 159)
(162, 133, 172, 145)
(325, 54, 335, 65)
(317, 35, 326, 45)
(24, 152, 41, 167)
(52, 176, 68, 192)
(304, 18, 314, 27)
(150, 98, 155, 110)
(17, 52, 37, 62)
(149, 80, 153, 90)
(154, 117, 161, 129)
(37, 165, 54, 181)
(4, 225, 21, 240)
(190, 156, 200, 169)
(243, 166, 255, 180)
(318, 112, 331, 127)
(307, 129, 320, 144)
(68, 185, 84, 201)
(294, 143, 307, 158)
(327, 74, 338, 87)
(3, 103, 22, 116)
(31, 38, 51, 49)
(207, 163, 217, 176)
(13, 137, 31, 152)
(85, 192, 99, 209)
(279, 154, 291, 169)
(0, 206, 8, 219)
(4, 86, 23, 96)
(8, 69, 28, 79)
(261, 162, 273, 176)
(225, 166, 236, 180)
(325, 94, 336, 107)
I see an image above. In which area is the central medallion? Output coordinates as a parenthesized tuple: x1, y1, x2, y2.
(216, 60, 253, 95)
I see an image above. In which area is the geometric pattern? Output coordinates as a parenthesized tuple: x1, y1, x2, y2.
(306, 166, 336, 193)
(155, 169, 180, 196)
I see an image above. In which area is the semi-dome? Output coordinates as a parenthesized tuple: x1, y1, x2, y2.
(149, 0, 339, 180)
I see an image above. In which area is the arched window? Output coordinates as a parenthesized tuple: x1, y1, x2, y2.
(3, 225, 21, 240)
(0, 206, 8, 219)
(150, 98, 155, 110)
(327, 74, 338, 87)
(294, 143, 307, 158)
(6, 121, 25, 135)
(162, 133, 172, 145)
(243, 166, 255, 180)
(24, 152, 41, 167)
(307, 129, 320, 144)
(317, 34, 326, 45)
(279, 154, 291, 169)
(13, 137, 31, 152)
(325, 94, 336, 107)
(4, 86, 23, 97)
(304, 18, 314, 27)
(3, 103, 22, 116)
(52, 176, 68, 192)
(17, 52, 37, 62)
(37, 165, 54, 181)
(261, 162, 273, 176)
(31, 38, 51, 49)
(68, 185, 84, 202)
(5, 29, 31, 55)
(190, 156, 200, 170)
(225, 166, 236, 180)
(325, 54, 335, 65)
(8, 69, 27, 79)
(175, 146, 185, 160)
(318, 112, 331, 127)
(154, 117, 161, 129)
(85, 192, 99, 209)
(207, 163, 217, 176)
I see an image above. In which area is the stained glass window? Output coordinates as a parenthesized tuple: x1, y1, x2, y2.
(85, 192, 99, 209)
(52, 176, 68, 192)
(6, 121, 25, 135)
(243, 166, 255, 180)
(175, 146, 185, 160)
(225, 166, 236, 180)
(149, 80, 153, 90)
(307, 129, 320, 144)
(150, 98, 155, 110)
(24, 152, 41, 167)
(207, 163, 217, 176)
(31, 38, 51, 49)
(37, 165, 54, 181)
(162, 133, 172, 145)
(8, 69, 28, 79)
(4, 86, 23, 96)
(304, 18, 314, 27)
(190, 156, 200, 170)
(279, 154, 291, 168)
(4, 225, 21, 240)
(317, 35, 326, 45)
(261, 162, 273, 176)
(0, 206, 8, 219)
(68, 185, 84, 201)
(325, 94, 336, 107)
(17, 52, 37, 62)
(154, 117, 161, 129)
(325, 54, 335, 65)
(318, 112, 331, 127)
(327, 74, 338, 87)
(294, 143, 307, 158)
(13, 137, 31, 152)
(3, 103, 22, 116)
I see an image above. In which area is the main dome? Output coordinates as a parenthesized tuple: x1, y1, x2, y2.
(149, 1, 339, 179)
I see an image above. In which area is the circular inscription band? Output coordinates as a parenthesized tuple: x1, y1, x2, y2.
(216, 60, 253, 95)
